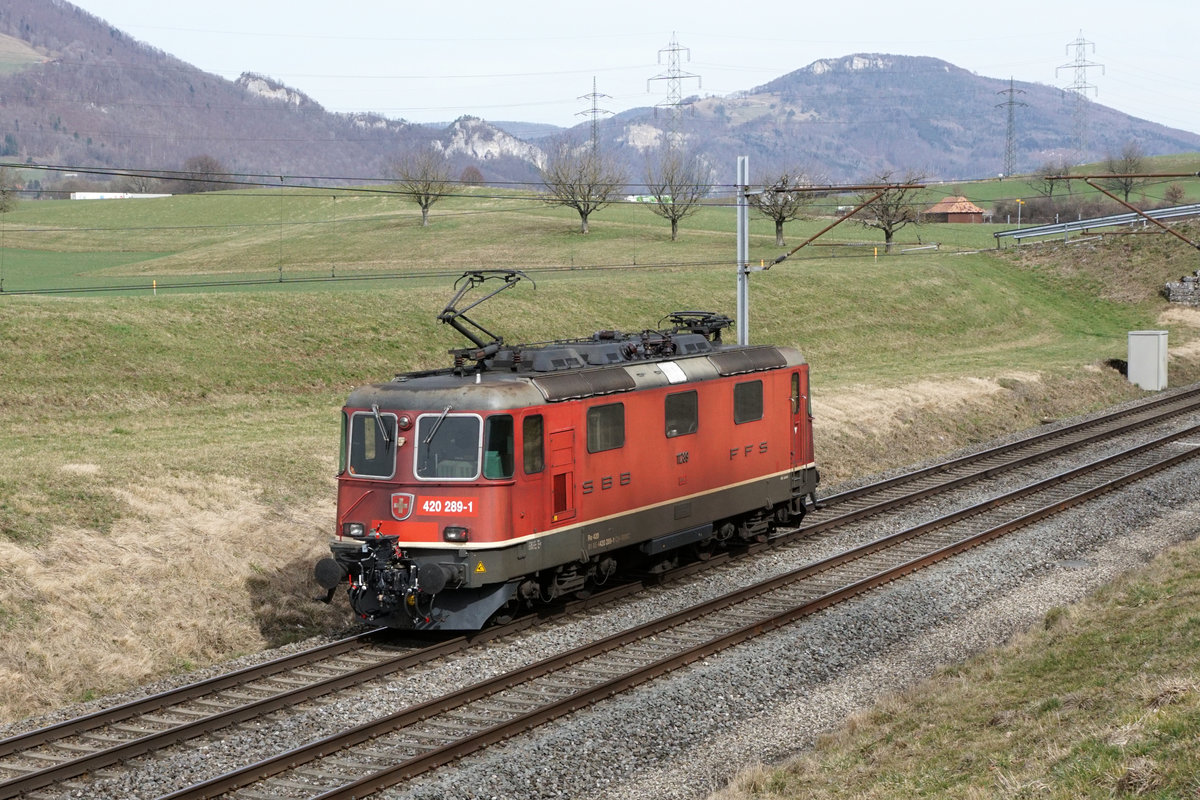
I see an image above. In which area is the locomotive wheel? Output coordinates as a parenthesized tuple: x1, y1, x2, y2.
(690, 539, 718, 561)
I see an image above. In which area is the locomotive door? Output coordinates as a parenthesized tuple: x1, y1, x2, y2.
(548, 429, 576, 523)
(790, 372, 804, 464)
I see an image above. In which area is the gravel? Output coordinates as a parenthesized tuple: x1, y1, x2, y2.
(14, 392, 1200, 800)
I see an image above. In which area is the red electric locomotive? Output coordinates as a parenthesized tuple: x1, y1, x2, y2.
(315, 271, 819, 630)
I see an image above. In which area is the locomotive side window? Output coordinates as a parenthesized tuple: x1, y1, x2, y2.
(586, 403, 625, 453)
(348, 410, 397, 479)
(665, 390, 698, 438)
(523, 415, 545, 474)
(791, 373, 801, 414)
(734, 380, 763, 424)
(415, 413, 482, 480)
(484, 415, 515, 479)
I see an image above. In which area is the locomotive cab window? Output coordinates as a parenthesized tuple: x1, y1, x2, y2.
(665, 390, 698, 438)
(734, 380, 763, 424)
(338, 411, 348, 475)
(523, 414, 545, 474)
(587, 403, 625, 453)
(483, 415, 515, 479)
(415, 413, 482, 480)
(347, 410, 398, 479)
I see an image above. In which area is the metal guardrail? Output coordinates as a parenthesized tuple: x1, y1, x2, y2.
(994, 203, 1200, 244)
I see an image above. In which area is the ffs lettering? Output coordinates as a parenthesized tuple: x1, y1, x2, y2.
(730, 442, 769, 460)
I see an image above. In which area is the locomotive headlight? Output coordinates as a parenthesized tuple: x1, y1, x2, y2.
(397, 414, 414, 430)
(342, 522, 366, 538)
(443, 526, 469, 543)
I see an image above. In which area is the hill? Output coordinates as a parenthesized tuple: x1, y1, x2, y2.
(1, 1, 1200, 187)
(744, 54, 1200, 178)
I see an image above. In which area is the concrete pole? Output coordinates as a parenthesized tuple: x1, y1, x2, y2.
(736, 156, 749, 346)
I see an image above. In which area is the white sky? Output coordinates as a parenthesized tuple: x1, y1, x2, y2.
(68, 0, 1200, 136)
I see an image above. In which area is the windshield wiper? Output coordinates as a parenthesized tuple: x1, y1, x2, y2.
(370, 403, 393, 449)
(423, 405, 453, 446)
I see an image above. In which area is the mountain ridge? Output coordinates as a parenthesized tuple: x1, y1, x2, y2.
(1, 0, 1197, 187)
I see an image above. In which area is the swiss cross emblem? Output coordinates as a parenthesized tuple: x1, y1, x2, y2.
(391, 492, 414, 521)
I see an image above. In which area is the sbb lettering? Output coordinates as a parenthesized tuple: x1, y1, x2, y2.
(581, 472, 632, 495)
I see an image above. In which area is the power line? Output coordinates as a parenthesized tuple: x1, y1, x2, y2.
(0, 260, 739, 297)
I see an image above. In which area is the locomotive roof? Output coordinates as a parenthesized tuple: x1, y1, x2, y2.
(346, 331, 806, 410)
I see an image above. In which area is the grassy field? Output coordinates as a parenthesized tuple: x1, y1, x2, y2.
(0, 183, 1013, 292)
(1, 181, 1200, 733)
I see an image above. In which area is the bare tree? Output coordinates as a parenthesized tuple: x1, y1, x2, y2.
(750, 168, 823, 247)
(176, 154, 228, 194)
(390, 146, 453, 226)
(540, 138, 626, 234)
(1102, 141, 1146, 203)
(117, 171, 164, 194)
(0, 166, 18, 213)
(1164, 183, 1187, 206)
(641, 146, 710, 241)
(459, 165, 484, 186)
(1030, 158, 1073, 199)
(854, 170, 926, 253)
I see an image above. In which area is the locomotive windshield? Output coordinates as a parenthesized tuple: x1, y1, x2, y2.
(416, 413, 482, 479)
(346, 410, 397, 479)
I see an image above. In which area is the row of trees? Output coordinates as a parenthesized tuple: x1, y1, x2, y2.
(389, 137, 1180, 248)
(388, 138, 928, 249)
(388, 139, 713, 240)
(1006, 141, 1191, 225)
(1030, 142, 1179, 205)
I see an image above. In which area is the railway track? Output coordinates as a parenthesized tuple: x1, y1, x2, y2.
(156, 419, 1200, 800)
(4, 386, 1200, 799)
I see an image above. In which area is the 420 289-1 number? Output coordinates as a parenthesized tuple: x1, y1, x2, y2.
(419, 497, 478, 516)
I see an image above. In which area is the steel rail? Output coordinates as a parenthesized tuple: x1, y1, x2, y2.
(0, 627, 386, 760)
(810, 384, 1200, 511)
(0, 575, 663, 799)
(160, 423, 1200, 800)
(7, 385, 1200, 798)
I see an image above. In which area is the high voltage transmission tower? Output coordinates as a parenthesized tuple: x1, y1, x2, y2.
(647, 32, 701, 145)
(577, 77, 613, 152)
(1057, 30, 1104, 161)
(996, 77, 1026, 177)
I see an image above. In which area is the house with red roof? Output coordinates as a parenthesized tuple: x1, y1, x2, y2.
(924, 195, 986, 223)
